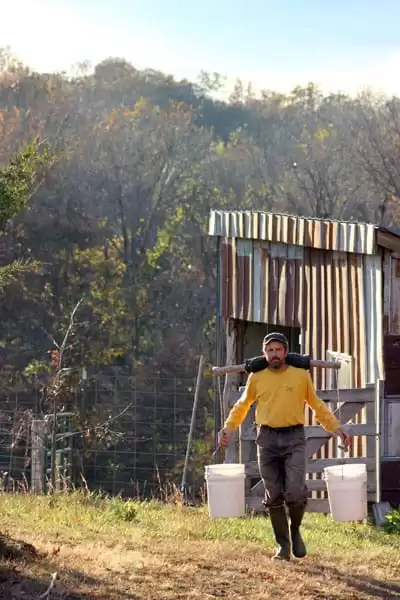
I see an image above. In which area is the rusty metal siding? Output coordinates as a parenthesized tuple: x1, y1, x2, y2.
(383, 250, 400, 334)
(220, 239, 383, 389)
(382, 249, 400, 395)
(209, 210, 377, 255)
(381, 460, 400, 505)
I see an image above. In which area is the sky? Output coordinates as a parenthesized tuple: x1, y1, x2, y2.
(2, 0, 400, 97)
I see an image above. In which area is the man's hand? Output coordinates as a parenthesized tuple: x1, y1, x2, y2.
(217, 428, 232, 448)
(335, 425, 352, 448)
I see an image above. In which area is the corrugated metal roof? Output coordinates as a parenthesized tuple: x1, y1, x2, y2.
(219, 238, 384, 388)
(209, 210, 378, 255)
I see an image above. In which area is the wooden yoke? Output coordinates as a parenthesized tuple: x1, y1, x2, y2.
(211, 359, 341, 377)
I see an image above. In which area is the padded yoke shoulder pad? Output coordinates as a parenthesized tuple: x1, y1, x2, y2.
(286, 353, 311, 370)
(244, 353, 311, 373)
(244, 356, 268, 373)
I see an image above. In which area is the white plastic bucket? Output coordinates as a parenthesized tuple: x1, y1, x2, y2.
(205, 463, 246, 518)
(324, 463, 368, 522)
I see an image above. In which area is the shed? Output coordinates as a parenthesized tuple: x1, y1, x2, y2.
(209, 210, 400, 509)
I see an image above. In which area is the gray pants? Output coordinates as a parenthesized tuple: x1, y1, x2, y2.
(256, 425, 308, 508)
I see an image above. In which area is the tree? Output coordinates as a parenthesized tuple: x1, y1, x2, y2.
(348, 94, 400, 225)
(82, 98, 214, 369)
(0, 137, 52, 291)
(0, 133, 54, 554)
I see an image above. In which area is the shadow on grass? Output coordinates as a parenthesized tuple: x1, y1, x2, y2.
(299, 561, 400, 599)
(0, 566, 90, 599)
(0, 563, 135, 600)
(0, 534, 135, 600)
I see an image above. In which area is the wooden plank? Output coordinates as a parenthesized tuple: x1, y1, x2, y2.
(239, 403, 256, 450)
(330, 400, 369, 424)
(307, 400, 373, 458)
(241, 431, 257, 441)
(250, 480, 266, 497)
(367, 382, 378, 499)
(317, 388, 375, 404)
(306, 499, 330, 513)
(31, 420, 47, 494)
(244, 462, 259, 477)
(245, 495, 375, 515)
(245, 457, 375, 478)
(308, 457, 375, 473)
(375, 379, 384, 503)
(306, 424, 376, 439)
(245, 495, 265, 513)
(306, 479, 327, 492)
(229, 390, 242, 405)
(326, 352, 354, 389)
(305, 479, 376, 493)
(240, 406, 255, 494)
(245, 496, 331, 514)
(242, 423, 376, 444)
(249, 474, 376, 498)
(223, 320, 239, 464)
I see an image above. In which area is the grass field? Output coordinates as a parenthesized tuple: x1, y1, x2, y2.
(0, 492, 399, 599)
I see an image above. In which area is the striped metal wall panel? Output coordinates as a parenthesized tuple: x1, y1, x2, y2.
(220, 239, 384, 389)
(383, 250, 400, 334)
(209, 210, 377, 255)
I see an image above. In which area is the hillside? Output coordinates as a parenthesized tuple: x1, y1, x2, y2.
(1, 48, 400, 378)
(2, 47, 400, 491)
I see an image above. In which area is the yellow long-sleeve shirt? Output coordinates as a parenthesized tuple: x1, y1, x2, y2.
(224, 366, 340, 433)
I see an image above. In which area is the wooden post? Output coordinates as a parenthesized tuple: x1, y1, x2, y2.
(239, 386, 255, 497)
(375, 379, 384, 503)
(239, 388, 255, 465)
(31, 420, 47, 494)
(181, 355, 205, 494)
(223, 319, 239, 463)
(365, 383, 376, 499)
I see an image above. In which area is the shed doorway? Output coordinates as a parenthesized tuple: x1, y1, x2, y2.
(235, 320, 301, 388)
(240, 321, 301, 367)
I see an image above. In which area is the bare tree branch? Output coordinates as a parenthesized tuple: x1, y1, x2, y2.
(38, 572, 58, 599)
(58, 297, 84, 368)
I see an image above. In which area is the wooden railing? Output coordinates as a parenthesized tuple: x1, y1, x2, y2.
(224, 380, 383, 514)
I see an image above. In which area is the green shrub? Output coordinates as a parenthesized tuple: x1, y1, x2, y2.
(383, 508, 400, 534)
(107, 498, 138, 522)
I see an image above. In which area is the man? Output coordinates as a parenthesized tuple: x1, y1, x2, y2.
(218, 332, 350, 561)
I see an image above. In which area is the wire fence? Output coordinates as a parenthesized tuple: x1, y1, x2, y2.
(0, 372, 220, 499)
(1, 373, 399, 509)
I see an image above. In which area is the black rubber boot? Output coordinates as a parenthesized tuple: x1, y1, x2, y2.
(269, 505, 291, 561)
(288, 503, 307, 558)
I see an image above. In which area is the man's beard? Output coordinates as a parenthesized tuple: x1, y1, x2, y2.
(269, 358, 284, 370)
